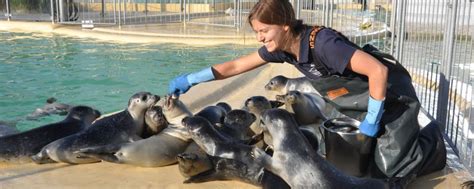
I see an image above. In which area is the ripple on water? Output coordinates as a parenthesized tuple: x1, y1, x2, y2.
(0, 32, 255, 130)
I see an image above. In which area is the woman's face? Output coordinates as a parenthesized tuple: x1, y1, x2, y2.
(251, 19, 289, 52)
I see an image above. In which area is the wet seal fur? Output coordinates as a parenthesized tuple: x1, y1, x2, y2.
(0, 106, 100, 163)
(31, 92, 159, 164)
(76, 97, 193, 167)
(178, 109, 256, 179)
(195, 102, 231, 126)
(252, 108, 391, 188)
(26, 97, 72, 120)
(276, 90, 327, 125)
(265, 75, 321, 95)
(181, 114, 289, 188)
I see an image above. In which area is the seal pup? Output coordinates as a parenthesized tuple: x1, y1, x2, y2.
(76, 97, 193, 167)
(265, 75, 321, 95)
(31, 92, 159, 164)
(177, 109, 255, 180)
(181, 115, 289, 188)
(252, 108, 389, 188)
(142, 106, 168, 138)
(26, 97, 72, 120)
(276, 90, 327, 125)
(182, 115, 264, 185)
(0, 106, 100, 163)
(177, 143, 213, 178)
(195, 102, 231, 126)
(243, 96, 283, 135)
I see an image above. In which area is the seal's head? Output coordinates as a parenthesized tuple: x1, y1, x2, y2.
(156, 95, 192, 121)
(144, 106, 168, 135)
(67, 105, 101, 126)
(182, 116, 222, 155)
(244, 96, 272, 115)
(128, 92, 160, 115)
(224, 109, 256, 131)
(275, 90, 302, 105)
(265, 75, 288, 93)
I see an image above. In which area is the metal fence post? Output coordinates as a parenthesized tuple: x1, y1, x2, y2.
(5, 0, 11, 21)
(50, 0, 55, 23)
(389, 0, 397, 55)
(395, 0, 406, 61)
(295, 0, 301, 20)
(437, 0, 459, 130)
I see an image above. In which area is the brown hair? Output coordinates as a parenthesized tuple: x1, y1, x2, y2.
(248, 0, 303, 36)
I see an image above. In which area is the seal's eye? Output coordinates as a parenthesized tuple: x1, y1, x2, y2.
(141, 95, 148, 101)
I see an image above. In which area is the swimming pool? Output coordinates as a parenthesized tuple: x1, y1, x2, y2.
(0, 31, 254, 131)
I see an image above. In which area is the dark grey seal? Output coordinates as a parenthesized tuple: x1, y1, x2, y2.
(181, 115, 289, 188)
(276, 90, 327, 125)
(31, 92, 159, 164)
(195, 102, 231, 126)
(0, 106, 100, 163)
(26, 97, 72, 120)
(252, 108, 391, 188)
(0, 124, 19, 137)
(75, 97, 193, 167)
(265, 75, 320, 95)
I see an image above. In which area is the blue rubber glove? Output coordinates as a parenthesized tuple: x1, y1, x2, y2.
(359, 96, 385, 137)
(168, 67, 215, 96)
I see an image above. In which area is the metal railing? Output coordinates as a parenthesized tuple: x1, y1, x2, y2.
(1, 0, 474, 173)
(392, 0, 474, 172)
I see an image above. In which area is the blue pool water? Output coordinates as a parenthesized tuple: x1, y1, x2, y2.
(0, 31, 254, 131)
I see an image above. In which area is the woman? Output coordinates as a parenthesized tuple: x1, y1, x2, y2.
(168, 0, 444, 183)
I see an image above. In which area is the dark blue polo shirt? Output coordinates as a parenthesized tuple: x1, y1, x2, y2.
(258, 25, 358, 79)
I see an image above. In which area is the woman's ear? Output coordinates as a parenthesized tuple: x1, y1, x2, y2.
(283, 25, 290, 32)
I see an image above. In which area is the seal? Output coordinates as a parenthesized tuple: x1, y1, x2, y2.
(76, 97, 193, 167)
(181, 115, 289, 188)
(195, 102, 230, 126)
(0, 105, 100, 163)
(178, 109, 256, 178)
(26, 97, 72, 120)
(252, 108, 389, 188)
(177, 143, 213, 178)
(142, 106, 168, 138)
(265, 75, 321, 95)
(178, 109, 253, 179)
(31, 92, 159, 164)
(276, 90, 327, 125)
(243, 96, 283, 135)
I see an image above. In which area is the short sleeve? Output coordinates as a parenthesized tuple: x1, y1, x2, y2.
(315, 29, 357, 74)
(257, 46, 286, 63)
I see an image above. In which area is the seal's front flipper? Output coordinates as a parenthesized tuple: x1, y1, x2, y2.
(183, 170, 220, 184)
(31, 150, 56, 164)
(75, 144, 122, 163)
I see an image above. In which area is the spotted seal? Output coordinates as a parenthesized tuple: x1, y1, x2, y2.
(195, 102, 231, 126)
(31, 92, 159, 164)
(243, 96, 283, 135)
(142, 106, 168, 138)
(265, 75, 320, 95)
(75, 96, 193, 167)
(252, 108, 390, 188)
(181, 115, 289, 188)
(0, 106, 100, 163)
(178, 109, 256, 179)
(276, 90, 327, 125)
